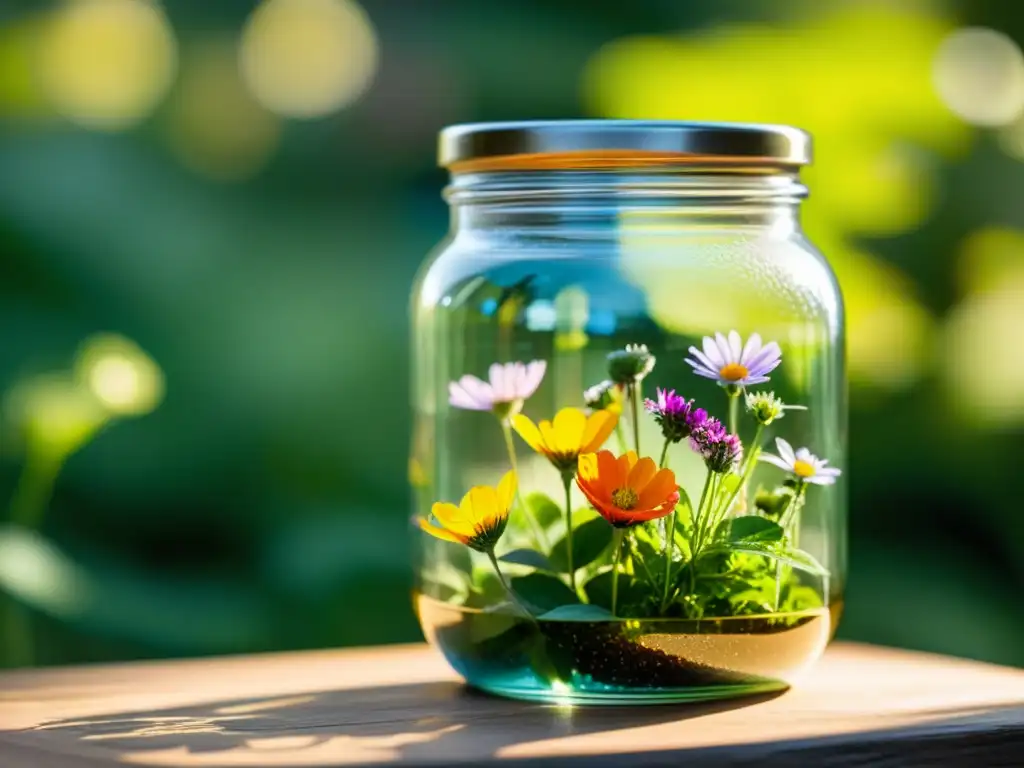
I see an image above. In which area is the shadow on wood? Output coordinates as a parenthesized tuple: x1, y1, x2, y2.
(18, 680, 781, 765)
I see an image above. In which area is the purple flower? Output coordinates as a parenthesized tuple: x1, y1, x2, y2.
(685, 331, 782, 388)
(644, 388, 707, 443)
(448, 361, 547, 419)
(689, 416, 743, 473)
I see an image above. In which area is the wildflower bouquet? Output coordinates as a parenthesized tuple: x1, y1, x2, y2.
(418, 331, 841, 623)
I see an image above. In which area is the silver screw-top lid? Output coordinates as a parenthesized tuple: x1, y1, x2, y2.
(439, 120, 811, 171)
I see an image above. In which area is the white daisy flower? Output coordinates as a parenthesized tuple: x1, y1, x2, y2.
(759, 438, 842, 486)
(448, 360, 547, 416)
(685, 331, 782, 388)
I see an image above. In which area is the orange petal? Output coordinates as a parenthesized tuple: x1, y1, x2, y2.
(597, 449, 625, 488)
(581, 409, 618, 453)
(636, 468, 679, 510)
(626, 456, 658, 492)
(418, 517, 469, 545)
(512, 414, 544, 453)
(552, 407, 587, 453)
(620, 499, 677, 524)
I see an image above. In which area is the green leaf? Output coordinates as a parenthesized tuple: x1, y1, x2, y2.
(548, 517, 613, 573)
(538, 604, 615, 621)
(524, 492, 562, 529)
(727, 516, 785, 543)
(701, 542, 829, 576)
(582, 569, 648, 613)
(509, 573, 578, 611)
(499, 548, 555, 571)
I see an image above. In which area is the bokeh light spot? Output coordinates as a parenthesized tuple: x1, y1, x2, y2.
(167, 41, 281, 181)
(239, 0, 379, 119)
(39, 0, 177, 130)
(75, 334, 165, 416)
(933, 27, 1024, 127)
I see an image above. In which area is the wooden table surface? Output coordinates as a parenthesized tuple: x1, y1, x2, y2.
(0, 642, 1021, 767)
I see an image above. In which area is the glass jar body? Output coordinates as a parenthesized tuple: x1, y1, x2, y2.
(411, 171, 846, 704)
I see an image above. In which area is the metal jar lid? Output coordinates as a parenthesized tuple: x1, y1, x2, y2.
(438, 120, 811, 172)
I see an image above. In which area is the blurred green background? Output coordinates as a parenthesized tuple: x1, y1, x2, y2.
(0, 0, 1022, 669)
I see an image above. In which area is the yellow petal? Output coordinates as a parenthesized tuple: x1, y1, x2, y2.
(627, 455, 658, 492)
(538, 420, 559, 453)
(496, 470, 517, 512)
(512, 414, 544, 453)
(552, 407, 587, 453)
(581, 409, 619, 453)
(578, 452, 600, 481)
(431, 501, 476, 536)
(418, 518, 468, 545)
(460, 485, 499, 527)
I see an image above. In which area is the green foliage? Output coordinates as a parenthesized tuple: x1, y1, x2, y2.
(725, 516, 785, 544)
(582, 569, 650, 615)
(524, 492, 562, 529)
(548, 517, 613, 574)
(509, 573, 578, 611)
(538, 604, 614, 621)
(702, 542, 829, 577)
(754, 486, 795, 521)
(499, 549, 555, 572)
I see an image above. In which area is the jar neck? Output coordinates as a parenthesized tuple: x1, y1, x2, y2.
(445, 168, 807, 236)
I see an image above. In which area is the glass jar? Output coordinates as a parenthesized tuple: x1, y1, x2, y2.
(411, 121, 845, 704)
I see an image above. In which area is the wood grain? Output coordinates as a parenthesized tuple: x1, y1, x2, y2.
(0, 642, 1021, 766)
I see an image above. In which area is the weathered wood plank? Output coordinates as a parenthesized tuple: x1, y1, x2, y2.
(0, 642, 1020, 766)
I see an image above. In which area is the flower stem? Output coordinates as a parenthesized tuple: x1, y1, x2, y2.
(658, 437, 671, 469)
(711, 423, 764, 525)
(610, 528, 625, 616)
(629, 381, 641, 453)
(691, 471, 715, 558)
(500, 419, 546, 548)
(728, 389, 740, 435)
(613, 423, 628, 454)
(487, 548, 533, 619)
(659, 511, 677, 614)
(562, 472, 576, 592)
(10, 451, 64, 530)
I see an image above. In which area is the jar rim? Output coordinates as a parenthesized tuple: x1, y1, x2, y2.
(438, 120, 811, 172)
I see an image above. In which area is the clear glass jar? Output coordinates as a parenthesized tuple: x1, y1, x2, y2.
(411, 121, 845, 704)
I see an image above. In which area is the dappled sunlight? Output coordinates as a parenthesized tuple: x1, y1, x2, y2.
(39, 0, 177, 130)
(943, 228, 1024, 425)
(75, 333, 164, 417)
(239, 0, 379, 119)
(581, 5, 971, 391)
(167, 40, 282, 182)
(934, 27, 1024, 126)
(0, 524, 92, 618)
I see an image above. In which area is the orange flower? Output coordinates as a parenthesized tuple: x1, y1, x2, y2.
(576, 450, 679, 528)
(512, 407, 618, 472)
(418, 471, 515, 552)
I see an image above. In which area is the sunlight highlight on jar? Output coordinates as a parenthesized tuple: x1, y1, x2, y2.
(39, 0, 177, 130)
(75, 334, 165, 416)
(933, 27, 1024, 126)
(239, 0, 379, 119)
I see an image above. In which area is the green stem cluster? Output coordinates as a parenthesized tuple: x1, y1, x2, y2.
(500, 419, 547, 549)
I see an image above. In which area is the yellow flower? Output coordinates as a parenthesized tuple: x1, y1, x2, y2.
(418, 471, 515, 552)
(512, 407, 619, 472)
